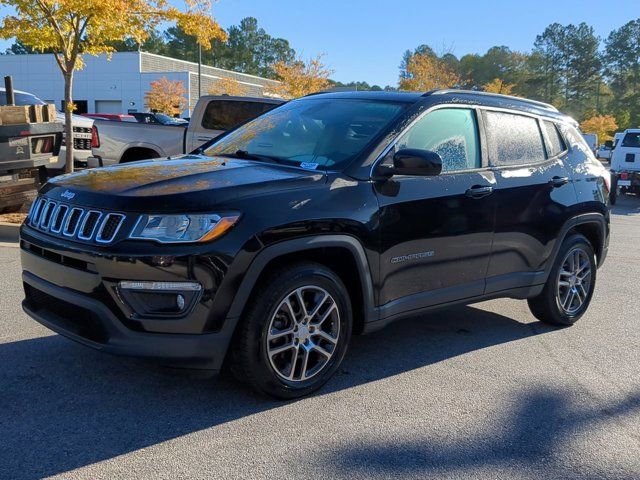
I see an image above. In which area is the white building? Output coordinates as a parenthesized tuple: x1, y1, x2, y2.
(0, 51, 280, 117)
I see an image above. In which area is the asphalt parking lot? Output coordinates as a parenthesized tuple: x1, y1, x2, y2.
(1, 195, 639, 480)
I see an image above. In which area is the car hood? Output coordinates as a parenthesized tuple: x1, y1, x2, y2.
(55, 111, 94, 127)
(41, 154, 326, 212)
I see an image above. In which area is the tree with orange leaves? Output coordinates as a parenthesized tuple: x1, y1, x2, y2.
(399, 52, 461, 91)
(483, 78, 517, 95)
(580, 114, 618, 142)
(0, 0, 226, 172)
(144, 77, 188, 116)
(269, 54, 333, 99)
(209, 77, 250, 96)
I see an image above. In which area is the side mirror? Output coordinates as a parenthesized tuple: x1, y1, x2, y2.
(605, 140, 613, 149)
(374, 148, 443, 179)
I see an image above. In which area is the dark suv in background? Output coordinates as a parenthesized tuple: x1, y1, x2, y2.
(20, 90, 610, 398)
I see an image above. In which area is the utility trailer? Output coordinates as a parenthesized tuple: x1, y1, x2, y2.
(0, 77, 63, 213)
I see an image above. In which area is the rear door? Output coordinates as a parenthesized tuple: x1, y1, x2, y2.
(376, 106, 496, 317)
(186, 99, 280, 152)
(483, 110, 576, 294)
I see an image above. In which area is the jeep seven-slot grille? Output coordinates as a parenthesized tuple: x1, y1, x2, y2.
(28, 197, 126, 244)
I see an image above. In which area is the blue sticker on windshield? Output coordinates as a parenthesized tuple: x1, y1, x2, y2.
(300, 162, 319, 170)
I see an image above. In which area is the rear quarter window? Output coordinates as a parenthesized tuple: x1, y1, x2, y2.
(542, 120, 567, 157)
(201, 100, 278, 131)
(484, 111, 546, 166)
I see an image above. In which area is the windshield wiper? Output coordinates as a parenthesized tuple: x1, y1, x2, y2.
(219, 150, 285, 164)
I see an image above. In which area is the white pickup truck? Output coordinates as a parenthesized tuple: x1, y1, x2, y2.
(609, 128, 640, 204)
(88, 96, 283, 167)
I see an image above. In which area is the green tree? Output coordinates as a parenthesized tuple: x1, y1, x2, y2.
(605, 19, 640, 127)
(529, 23, 568, 105)
(399, 44, 436, 79)
(164, 17, 296, 79)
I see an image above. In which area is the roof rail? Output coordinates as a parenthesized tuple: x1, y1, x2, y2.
(424, 89, 559, 112)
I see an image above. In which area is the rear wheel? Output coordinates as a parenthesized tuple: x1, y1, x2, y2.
(528, 234, 596, 326)
(230, 262, 352, 399)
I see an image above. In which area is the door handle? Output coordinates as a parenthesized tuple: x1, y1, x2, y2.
(549, 176, 570, 187)
(197, 137, 211, 142)
(465, 185, 493, 199)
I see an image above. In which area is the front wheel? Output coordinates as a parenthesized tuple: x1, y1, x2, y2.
(528, 234, 597, 326)
(230, 262, 352, 399)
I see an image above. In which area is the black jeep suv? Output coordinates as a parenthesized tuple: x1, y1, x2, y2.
(20, 90, 610, 398)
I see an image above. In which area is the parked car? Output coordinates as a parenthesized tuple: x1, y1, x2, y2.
(131, 112, 188, 126)
(20, 90, 610, 399)
(0, 87, 94, 170)
(88, 96, 284, 167)
(597, 142, 612, 160)
(609, 128, 640, 204)
(582, 133, 598, 155)
(83, 113, 137, 122)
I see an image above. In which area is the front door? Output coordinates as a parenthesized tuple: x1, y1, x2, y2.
(375, 107, 496, 319)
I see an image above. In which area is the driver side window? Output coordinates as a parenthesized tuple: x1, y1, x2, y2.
(394, 108, 481, 172)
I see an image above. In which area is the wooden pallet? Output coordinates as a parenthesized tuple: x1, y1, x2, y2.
(0, 104, 58, 125)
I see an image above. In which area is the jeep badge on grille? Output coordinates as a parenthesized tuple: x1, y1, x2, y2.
(61, 190, 75, 200)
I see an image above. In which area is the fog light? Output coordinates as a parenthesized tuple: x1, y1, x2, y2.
(118, 281, 202, 318)
(176, 294, 185, 310)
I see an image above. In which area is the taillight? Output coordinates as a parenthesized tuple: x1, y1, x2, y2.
(621, 172, 629, 180)
(91, 125, 100, 148)
(603, 171, 611, 193)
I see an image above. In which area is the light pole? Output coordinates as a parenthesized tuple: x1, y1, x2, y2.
(198, 44, 202, 98)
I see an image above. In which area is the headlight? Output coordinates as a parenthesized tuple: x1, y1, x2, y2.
(129, 213, 239, 243)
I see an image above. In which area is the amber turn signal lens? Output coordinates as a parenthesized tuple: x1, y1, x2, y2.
(198, 215, 240, 242)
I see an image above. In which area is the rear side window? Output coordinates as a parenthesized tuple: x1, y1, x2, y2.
(201, 100, 277, 130)
(394, 108, 480, 172)
(621, 132, 640, 148)
(484, 111, 546, 166)
(542, 120, 567, 156)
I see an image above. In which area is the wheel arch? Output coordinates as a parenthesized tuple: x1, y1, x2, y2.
(119, 144, 162, 163)
(547, 213, 608, 277)
(225, 235, 377, 335)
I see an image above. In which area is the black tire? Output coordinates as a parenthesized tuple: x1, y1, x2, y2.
(229, 262, 352, 399)
(609, 175, 618, 205)
(528, 234, 597, 326)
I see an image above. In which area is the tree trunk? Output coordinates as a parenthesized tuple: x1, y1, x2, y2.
(64, 73, 74, 174)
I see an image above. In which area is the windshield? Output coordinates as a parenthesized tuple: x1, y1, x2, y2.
(155, 113, 183, 125)
(0, 91, 46, 106)
(203, 98, 408, 169)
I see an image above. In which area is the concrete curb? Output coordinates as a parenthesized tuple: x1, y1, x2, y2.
(0, 222, 20, 243)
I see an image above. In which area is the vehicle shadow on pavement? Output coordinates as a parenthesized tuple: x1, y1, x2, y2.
(323, 387, 640, 478)
(1, 305, 555, 479)
(612, 195, 640, 216)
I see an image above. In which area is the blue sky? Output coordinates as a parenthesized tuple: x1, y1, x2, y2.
(2, 0, 639, 86)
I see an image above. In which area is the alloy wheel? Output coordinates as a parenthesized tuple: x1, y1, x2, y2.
(266, 286, 340, 382)
(556, 247, 592, 315)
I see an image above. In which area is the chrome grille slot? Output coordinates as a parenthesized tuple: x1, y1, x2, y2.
(63, 208, 83, 237)
(28, 196, 126, 244)
(29, 198, 46, 226)
(39, 201, 56, 230)
(50, 204, 69, 233)
(96, 213, 125, 243)
(78, 211, 102, 240)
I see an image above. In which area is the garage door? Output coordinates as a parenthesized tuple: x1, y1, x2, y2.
(95, 100, 122, 114)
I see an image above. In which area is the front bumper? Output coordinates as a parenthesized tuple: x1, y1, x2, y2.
(23, 271, 235, 370)
(19, 231, 240, 371)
